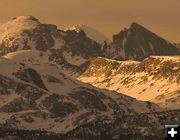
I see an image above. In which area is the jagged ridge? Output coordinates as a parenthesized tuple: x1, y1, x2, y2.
(104, 22, 179, 60)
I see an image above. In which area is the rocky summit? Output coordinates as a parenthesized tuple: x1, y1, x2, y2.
(104, 23, 179, 61)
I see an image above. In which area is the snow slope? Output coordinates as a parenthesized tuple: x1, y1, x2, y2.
(70, 24, 110, 44)
(78, 56, 180, 109)
(0, 50, 162, 133)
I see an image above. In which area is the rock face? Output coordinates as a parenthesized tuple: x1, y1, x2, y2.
(14, 68, 48, 91)
(62, 30, 102, 59)
(104, 23, 179, 60)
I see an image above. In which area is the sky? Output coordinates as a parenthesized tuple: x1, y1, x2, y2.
(0, 0, 179, 42)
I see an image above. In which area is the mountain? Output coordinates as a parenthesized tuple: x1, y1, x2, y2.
(70, 24, 110, 44)
(78, 55, 180, 109)
(2, 109, 180, 140)
(104, 22, 179, 61)
(0, 17, 179, 66)
(62, 109, 180, 140)
(0, 16, 103, 68)
(0, 50, 162, 134)
(0, 16, 179, 139)
(0, 51, 179, 139)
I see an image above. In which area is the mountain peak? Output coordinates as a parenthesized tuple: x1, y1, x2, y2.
(0, 15, 42, 32)
(130, 22, 142, 27)
(108, 22, 179, 61)
(12, 15, 40, 23)
(0, 15, 41, 31)
(130, 22, 148, 31)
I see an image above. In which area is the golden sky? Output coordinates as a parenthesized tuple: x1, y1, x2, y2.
(0, 0, 179, 42)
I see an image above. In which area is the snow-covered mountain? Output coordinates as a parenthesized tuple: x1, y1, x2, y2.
(104, 22, 179, 61)
(70, 24, 110, 44)
(0, 16, 180, 139)
(0, 16, 103, 67)
(78, 55, 180, 109)
(0, 16, 179, 66)
(0, 50, 162, 134)
(1, 50, 180, 140)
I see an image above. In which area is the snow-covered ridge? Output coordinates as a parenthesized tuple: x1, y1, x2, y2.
(69, 24, 110, 44)
(3, 50, 51, 63)
(78, 55, 180, 109)
(0, 50, 163, 133)
(0, 16, 103, 68)
(0, 16, 40, 37)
